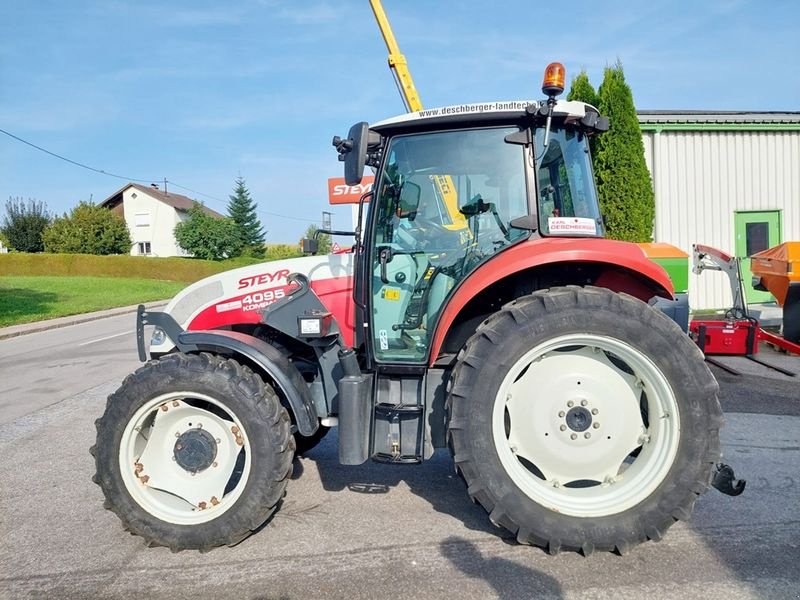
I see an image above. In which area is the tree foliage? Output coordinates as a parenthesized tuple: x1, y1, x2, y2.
(227, 177, 265, 258)
(43, 201, 131, 254)
(567, 70, 600, 156)
(593, 62, 655, 242)
(567, 70, 600, 107)
(1, 197, 51, 252)
(175, 204, 243, 260)
(265, 244, 303, 260)
(303, 224, 332, 254)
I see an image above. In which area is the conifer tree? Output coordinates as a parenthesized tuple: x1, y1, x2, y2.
(567, 70, 599, 107)
(227, 177, 265, 257)
(567, 70, 600, 156)
(593, 62, 655, 242)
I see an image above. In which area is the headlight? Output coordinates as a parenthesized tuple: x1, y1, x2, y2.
(150, 327, 167, 346)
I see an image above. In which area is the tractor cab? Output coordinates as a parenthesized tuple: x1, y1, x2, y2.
(335, 94, 609, 363)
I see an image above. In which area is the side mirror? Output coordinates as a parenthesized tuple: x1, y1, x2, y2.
(331, 122, 370, 186)
(302, 238, 319, 255)
(396, 181, 421, 219)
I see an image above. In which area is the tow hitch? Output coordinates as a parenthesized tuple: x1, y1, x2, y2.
(711, 463, 746, 496)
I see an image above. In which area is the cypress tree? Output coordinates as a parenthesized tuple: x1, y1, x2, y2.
(227, 177, 266, 257)
(593, 62, 655, 242)
(567, 70, 601, 156)
(567, 70, 599, 107)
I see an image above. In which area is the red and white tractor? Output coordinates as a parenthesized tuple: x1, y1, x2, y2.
(92, 64, 726, 554)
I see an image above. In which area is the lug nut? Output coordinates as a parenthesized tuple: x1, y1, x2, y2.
(558, 411, 565, 418)
(570, 433, 577, 440)
(593, 422, 600, 429)
(591, 408, 599, 415)
(584, 432, 591, 439)
(581, 399, 588, 407)
(567, 400, 574, 408)
(560, 425, 567, 431)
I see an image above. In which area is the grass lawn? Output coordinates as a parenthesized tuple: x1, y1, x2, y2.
(0, 276, 186, 327)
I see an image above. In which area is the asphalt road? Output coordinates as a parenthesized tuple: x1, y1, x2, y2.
(0, 315, 798, 599)
(0, 313, 141, 425)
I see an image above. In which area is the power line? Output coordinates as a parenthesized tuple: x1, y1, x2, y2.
(0, 126, 322, 224)
(0, 127, 155, 183)
(167, 181, 319, 223)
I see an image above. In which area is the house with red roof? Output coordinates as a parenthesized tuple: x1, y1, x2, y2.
(100, 183, 222, 257)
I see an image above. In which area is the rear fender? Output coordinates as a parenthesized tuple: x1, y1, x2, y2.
(429, 238, 675, 365)
(177, 330, 319, 436)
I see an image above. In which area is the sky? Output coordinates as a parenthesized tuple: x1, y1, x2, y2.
(1, 0, 798, 243)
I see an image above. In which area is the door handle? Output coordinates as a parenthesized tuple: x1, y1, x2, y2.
(379, 247, 393, 284)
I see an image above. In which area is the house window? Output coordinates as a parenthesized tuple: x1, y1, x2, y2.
(134, 212, 150, 227)
(137, 242, 152, 255)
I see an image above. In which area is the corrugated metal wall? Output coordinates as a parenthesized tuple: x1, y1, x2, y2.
(642, 130, 800, 309)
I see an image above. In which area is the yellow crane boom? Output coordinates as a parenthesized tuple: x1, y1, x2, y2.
(369, 0, 468, 235)
(369, 0, 423, 113)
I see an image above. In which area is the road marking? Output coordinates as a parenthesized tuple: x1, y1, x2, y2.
(78, 331, 134, 346)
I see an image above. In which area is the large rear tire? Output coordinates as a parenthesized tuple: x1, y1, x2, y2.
(91, 352, 294, 551)
(447, 287, 722, 554)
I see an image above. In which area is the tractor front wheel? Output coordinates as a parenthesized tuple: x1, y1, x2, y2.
(447, 287, 722, 554)
(91, 352, 294, 551)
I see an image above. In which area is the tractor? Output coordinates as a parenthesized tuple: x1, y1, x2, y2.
(92, 63, 724, 554)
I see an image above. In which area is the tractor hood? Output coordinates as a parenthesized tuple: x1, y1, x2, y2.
(150, 253, 356, 354)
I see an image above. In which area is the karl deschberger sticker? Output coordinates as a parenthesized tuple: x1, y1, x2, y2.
(548, 217, 597, 235)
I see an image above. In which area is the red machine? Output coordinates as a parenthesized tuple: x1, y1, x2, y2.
(689, 318, 759, 355)
(690, 244, 760, 355)
(691, 244, 799, 376)
(689, 244, 759, 355)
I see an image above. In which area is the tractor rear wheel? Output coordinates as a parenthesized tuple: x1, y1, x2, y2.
(447, 286, 722, 554)
(91, 352, 294, 551)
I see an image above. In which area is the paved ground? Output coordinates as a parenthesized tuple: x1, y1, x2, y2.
(0, 308, 798, 599)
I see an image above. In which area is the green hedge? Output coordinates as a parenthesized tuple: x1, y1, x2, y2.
(0, 253, 277, 284)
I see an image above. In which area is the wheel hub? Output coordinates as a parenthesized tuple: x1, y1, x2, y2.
(174, 428, 217, 473)
(565, 406, 592, 432)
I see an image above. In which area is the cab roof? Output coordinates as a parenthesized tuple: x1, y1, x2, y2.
(371, 99, 599, 134)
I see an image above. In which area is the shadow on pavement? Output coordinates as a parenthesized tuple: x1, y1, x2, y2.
(299, 429, 505, 538)
(440, 536, 562, 599)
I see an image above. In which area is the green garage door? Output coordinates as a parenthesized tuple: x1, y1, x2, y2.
(734, 210, 781, 304)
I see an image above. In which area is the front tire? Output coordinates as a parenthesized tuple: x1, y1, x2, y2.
(91, 353, 294, 551)
(447, 287, 722, 554)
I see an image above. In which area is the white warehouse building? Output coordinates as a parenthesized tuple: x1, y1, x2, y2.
(639, 111, 800, 310)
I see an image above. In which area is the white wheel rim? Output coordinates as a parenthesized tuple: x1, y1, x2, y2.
(119, 392, 252, 525)
(492, 333, 680, 518)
